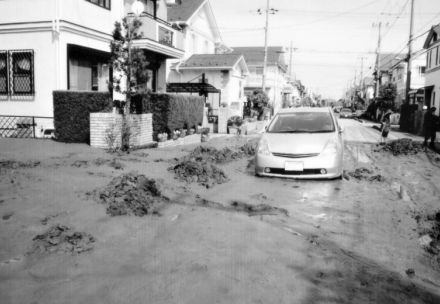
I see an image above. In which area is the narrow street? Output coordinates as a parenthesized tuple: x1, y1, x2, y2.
(1, 118, 439, 304)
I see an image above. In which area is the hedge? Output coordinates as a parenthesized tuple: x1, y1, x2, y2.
(131, 93, 204, 140)
(53, 91, 113, 143)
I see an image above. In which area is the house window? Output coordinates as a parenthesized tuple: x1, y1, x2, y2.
(0, 51, 7, 94)
(10, 50, 34, 95)
(436, 47, 439, 67)
(85, 0, 111, 9)
(420, 66, 426, 74)
(428, 50, 432, 68)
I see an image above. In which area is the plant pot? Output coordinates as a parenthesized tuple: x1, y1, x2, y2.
(173, 135, 179, 140)
(189, 129, 195, 135)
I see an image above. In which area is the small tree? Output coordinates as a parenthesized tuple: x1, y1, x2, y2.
(378, 83, 397, 111)
(110, 18, 150, 150)
(248, 90, 270, 120)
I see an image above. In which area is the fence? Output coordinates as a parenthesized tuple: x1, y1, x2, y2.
(0, 115, 54, 139)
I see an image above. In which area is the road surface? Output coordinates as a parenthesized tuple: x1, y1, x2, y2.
(0, 119, 439, 304)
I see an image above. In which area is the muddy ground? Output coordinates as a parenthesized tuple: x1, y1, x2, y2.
(1, 128, 440, 304)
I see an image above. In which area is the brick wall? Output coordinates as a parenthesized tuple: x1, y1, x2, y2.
(90, 113, 153, 149)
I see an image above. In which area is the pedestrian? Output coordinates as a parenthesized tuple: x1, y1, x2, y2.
(380, 111, 391, 144)
(423, 107, 439, 149)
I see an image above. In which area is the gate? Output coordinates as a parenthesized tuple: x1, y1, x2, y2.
(0, 115, 54, 139)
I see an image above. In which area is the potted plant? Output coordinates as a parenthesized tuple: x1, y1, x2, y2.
(180, 129, 187, 138)
(227, 116, 244, 135)
(173, 130, 181, 140)
(189, 128, 195, 135)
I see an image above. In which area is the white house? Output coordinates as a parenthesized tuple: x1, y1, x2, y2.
(423, 24, 440, 115)
(389, 52, 426, 108)
(0, 0, 184, 136)
(229, 46, 289, 114)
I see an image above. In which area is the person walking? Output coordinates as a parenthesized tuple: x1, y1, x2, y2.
(380, 111, 391, 144)
(423, 107, 439, 149)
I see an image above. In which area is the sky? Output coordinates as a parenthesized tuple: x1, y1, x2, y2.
(209, 0, 440, 99)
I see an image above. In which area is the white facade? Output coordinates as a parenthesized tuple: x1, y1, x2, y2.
(0, 0, 184, 122)
(425, 40, 440, 115)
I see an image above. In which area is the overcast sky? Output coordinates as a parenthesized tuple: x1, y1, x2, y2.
(210, 0, 440, 99)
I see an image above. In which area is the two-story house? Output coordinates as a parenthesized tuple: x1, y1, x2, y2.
(423, 24, 440, 115)
(389, 52, 426, 108)
(229, 46, 289, 114)
(0, 0, 184, 136)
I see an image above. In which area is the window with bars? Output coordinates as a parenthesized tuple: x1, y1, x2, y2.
(85, 0, 111, 9)
(0, 50, 34, 96)
(0, 51, 7, 94)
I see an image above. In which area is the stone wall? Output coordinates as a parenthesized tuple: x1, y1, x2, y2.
(90, 113, 153, 149)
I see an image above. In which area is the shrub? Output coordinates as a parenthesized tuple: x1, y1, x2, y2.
(131, 93, 204, 140)
(227, 116, 243, 127)
(53, 91, 113, 143)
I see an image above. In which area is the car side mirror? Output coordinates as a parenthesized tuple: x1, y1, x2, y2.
(339, 126, 344, 133)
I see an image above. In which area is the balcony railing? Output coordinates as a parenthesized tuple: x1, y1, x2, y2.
(133, 14, 183, 51)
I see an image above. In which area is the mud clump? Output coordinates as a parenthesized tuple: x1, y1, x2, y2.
(424, 211, 440, 255)
(0, 160, 40, 170)
(377, 138, 424, 156)
(230, 200, 288, 216)
(188, 146, 243, 164)
(30, 224, 95, 255)
(346, 168, 385, 182)
(171, 160, 228, 188)
(98, 173, 168, 216)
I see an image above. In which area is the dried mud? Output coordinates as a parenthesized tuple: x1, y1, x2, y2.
(97, 173, 169, 216)
(344, 168, 385, 182)
(376, 138, 425, 156)
(30, 224, 95, 255)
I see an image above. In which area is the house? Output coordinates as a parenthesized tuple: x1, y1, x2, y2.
(389, 52, 426, 108)
(167, 53, 248, 133)
(422, 24, 440, 115)
(229, 46, 289, 114)
(375, 53, 403, 87)
(166, 0, 228, 58)
(0, 0, 184, 136)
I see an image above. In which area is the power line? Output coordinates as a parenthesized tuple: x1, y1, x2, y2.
(382, 0, 410, 38)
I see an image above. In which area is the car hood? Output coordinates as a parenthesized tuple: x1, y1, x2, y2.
(262, 132, 337, 154)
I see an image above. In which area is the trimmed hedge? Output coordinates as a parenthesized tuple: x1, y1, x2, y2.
(53, 91, 113, 143)
(132, 93, 204, 140)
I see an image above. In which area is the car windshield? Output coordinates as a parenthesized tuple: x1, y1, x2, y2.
(341, 109, 351, 113)
(267, 112, 335, 133)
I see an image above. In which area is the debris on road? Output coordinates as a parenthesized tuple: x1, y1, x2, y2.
(0, 160, 40, 170)
(346, 168, 385, 182)
(97, 173, 168, 216)
(376, 139, 424, 156)
(170, 160, 228, 188)
(30, 224, 95, 255)
(92, 158, 124, 170)
(2, 212, 14, 220)
(194, 198, 288, 217)
(71, 160, 89, 168)
(405, 268, 415, 277)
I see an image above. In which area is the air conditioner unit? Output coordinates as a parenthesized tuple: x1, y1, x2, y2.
(166, 0, 179, 5)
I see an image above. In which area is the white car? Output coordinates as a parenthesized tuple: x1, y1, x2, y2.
(255, 107, 344, 179)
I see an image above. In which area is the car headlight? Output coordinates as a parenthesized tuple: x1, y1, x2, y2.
(257, 138, 272, 156)
(321, 141, 338, 156)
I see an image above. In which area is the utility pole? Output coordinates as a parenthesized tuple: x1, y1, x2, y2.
(288, 41, 297, 82)
(373, 22, 382, 99)
(405, 0, 415, 104)
(258, 0, 278, 92)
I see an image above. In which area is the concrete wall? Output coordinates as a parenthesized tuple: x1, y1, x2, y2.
(90, 113, 153, 149)
(426, 44, 440, 116)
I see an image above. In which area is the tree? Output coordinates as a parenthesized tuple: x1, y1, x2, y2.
(110, 18, 150, 150)
(247, 90, 270, 120)
(378, 83, 397, 111)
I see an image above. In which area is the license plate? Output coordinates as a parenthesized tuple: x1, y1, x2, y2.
(285, 161, 304, 171)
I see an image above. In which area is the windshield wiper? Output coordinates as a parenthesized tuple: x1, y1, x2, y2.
(271, 130, 313, 133)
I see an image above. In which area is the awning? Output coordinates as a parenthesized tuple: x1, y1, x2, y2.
(166, 82, 220, 93)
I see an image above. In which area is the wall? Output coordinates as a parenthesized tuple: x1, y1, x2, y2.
(0, 31, 56, 117)
(90, 113, 153, 148)
(425, 43, 440, 116)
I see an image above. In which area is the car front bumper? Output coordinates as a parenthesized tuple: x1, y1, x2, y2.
(255, 153, 343, 179)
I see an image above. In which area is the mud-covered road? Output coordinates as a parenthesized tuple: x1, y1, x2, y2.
(1, 119, 440, 304)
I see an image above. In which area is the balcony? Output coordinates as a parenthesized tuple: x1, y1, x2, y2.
(132, 14, 184, 59)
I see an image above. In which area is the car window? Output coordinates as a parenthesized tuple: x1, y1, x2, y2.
(267, 112, 335, 133)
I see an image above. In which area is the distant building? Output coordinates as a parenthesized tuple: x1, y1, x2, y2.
(229, 46, 289, 114)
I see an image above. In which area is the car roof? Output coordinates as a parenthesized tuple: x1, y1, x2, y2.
(277, 107, 332, 114)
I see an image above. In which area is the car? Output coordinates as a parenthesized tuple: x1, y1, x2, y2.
(339, 108, 353, 118)
(255, 107, 344, 179)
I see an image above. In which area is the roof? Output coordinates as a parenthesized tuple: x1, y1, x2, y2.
(423, 24, 440, 49)
(175, 54, 245, 69)
(378, 53, 404, 72)
(229, 46, 287, 70)
(167, 0, 205, 22)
